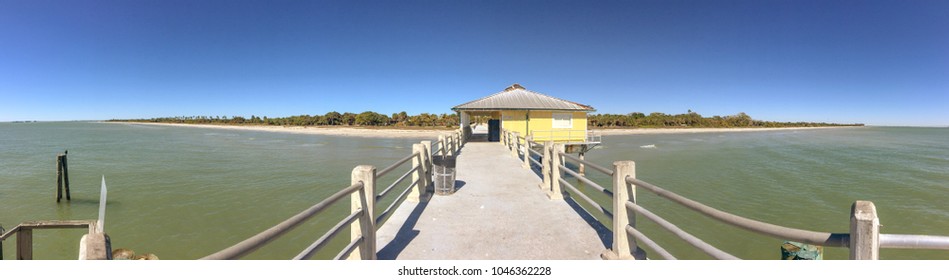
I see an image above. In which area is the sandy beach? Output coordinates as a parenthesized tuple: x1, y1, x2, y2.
(593, 126, 853, 135)
(110, 121, 856, 138)
(109, 122, 452, 138)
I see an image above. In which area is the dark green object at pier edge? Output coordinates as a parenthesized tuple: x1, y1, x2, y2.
(781, 241, 823, 260)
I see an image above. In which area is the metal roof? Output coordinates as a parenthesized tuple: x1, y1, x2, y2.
(452, 84, 595, 112)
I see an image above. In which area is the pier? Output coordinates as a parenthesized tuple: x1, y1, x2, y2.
(375, 140, 605, 259)
(195, 127, 949, 260)
(3, 85, 947, 260)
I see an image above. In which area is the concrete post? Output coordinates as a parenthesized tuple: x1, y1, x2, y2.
(79, 233, 112, 260)
(578, 152, 586, 176)
(409, 144, 424, 202)
(603, 161, 638, 260)
(349, 165, 376, 260)
(849, 200, 880, 260)
(522, 136, 532, 169)
(540, 141, 552, 190)
(421, 140, 432, 193)
(501, 129, 507, 146)
(548, 144, 564, 200)
(511, 132, 520, 158)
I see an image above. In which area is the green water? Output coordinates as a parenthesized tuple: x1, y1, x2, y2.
(577, 127, 949, 260)
(0, 122, 424, 260)
(1, 123, 947, 259)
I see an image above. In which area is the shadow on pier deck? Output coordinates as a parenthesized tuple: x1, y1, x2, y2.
(375, 142, 606, 259)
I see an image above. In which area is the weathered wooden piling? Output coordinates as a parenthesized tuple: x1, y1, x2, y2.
(56, 152, 71, 202)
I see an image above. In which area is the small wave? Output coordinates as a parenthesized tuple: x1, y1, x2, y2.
(640, 144, 657, 149)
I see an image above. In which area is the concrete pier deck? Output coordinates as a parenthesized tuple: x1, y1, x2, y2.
(376, 142, 607, 260)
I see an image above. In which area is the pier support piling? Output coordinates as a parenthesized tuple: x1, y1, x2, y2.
(56, 153, 71, 202)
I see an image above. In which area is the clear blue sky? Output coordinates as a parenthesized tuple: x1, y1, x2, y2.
(1, 0, 946, 126)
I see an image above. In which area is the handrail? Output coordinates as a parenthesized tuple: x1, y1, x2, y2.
(559, 165, 613, 197)
(528, 147, 542, 157)
(880, 234, 949, 250)
(201, 182, 364, 260)
(626, 201, 740, 260)
(0, 220, 98, 240)
(561, 153, 613, 176)
(626, 225, 676, 260)
(626, 177, 850, 247)
(335, 236, 363, 260)
(559, 178, 613, 220)
(528, 156, 542, 168)
(293, 210, 363, 260)
(376, 178, 421, 225)
(377, 152, 418, 179)
(376, 165, 419, 200)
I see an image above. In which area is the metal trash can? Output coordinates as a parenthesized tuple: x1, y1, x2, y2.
(433, 155, 456, 195)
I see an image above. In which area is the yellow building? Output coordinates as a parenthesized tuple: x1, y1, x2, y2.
(452, 84, 598, 146)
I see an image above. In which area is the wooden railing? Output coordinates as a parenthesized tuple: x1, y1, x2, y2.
(202, 129, 465, 260)
(0, 220, 101, 260)
(511, 139, 949, 260)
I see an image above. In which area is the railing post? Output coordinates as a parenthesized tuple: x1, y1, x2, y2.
(421, 140, 432, 194)
(501, 129, 507, 146)
(540, 141, 552, 190)
(850, 200, 880, 260)
(511, 132, 520, 158)
(522, 136, 532, 169)
(438, 135, 447, 157)
(454, 131, 461, 151)
(603, 161, 639, 260)
(16, 228, 32, 260)
(548, 144, 564, 200)
(409, 144, 424, 202)
(349, 165, 376, 260)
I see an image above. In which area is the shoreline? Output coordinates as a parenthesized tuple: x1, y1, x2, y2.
(593, 126, 857, 135)
(108, 121, 857, 138)
(106, 121, 450, 139)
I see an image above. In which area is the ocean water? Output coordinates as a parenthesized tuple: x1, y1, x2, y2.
(578, 127, 949, 260)
(0, 122, 425, 260)
(1, 123, 946, 259)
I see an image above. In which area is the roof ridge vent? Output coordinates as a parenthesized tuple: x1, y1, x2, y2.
(504, 83, 525, 91)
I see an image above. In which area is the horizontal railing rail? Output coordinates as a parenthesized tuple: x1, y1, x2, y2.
(201, 182, 364, 260)
(377, 152, 418, 179)
(507, 135, 947, 260)
(626, 201, 739, 260)
(203, 131, 465, 260)
(531, 129, 595, 144)
(561, 153, 613, 176)
(879, 234, 949, 250)
(626, 177, 850, 248)
(0, 220, 100, 260)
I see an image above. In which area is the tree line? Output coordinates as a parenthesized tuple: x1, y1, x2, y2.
(587, 110, 862, 128)
(112, 110, 861, 128)
(111, 111, 461, 127)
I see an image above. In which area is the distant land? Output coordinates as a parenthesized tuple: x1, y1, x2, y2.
(108, 110, 863, 129)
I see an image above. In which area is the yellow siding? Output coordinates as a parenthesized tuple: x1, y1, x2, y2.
(501, 110, 588, 143)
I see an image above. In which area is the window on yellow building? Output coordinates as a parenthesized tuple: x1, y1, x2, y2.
(552, 113, 572, 128)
